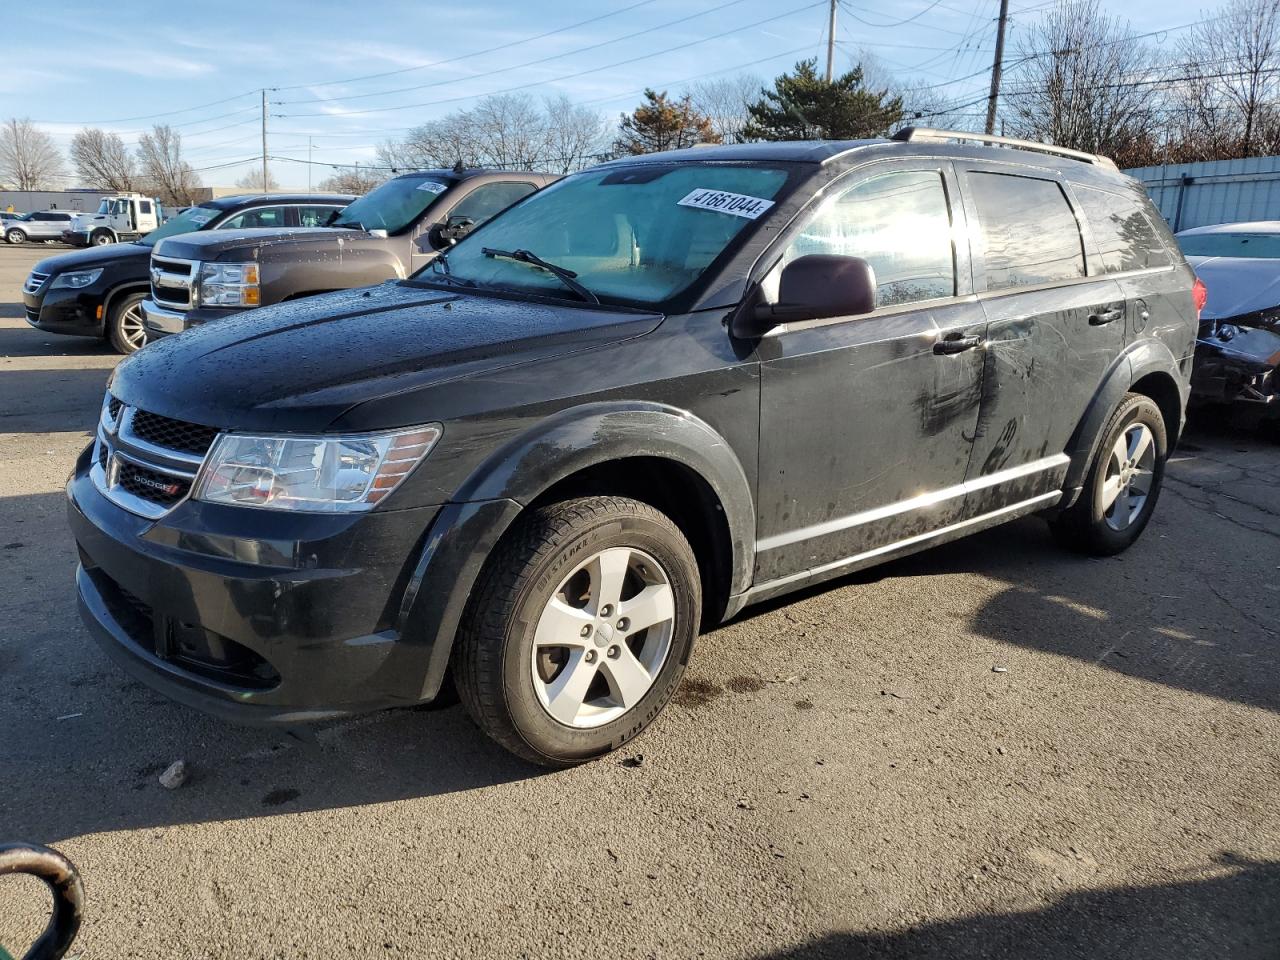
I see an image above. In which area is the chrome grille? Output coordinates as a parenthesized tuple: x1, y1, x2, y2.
(23, 271, 50, 296)
(91, 391, 218, 520)
(150, 255, 198, 309)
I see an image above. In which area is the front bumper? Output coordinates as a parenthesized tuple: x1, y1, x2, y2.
(68, 445, 455, 724)
(62, 230, 89, 247)
(142, 299, 246, 338)
(22, 285, 105, 336)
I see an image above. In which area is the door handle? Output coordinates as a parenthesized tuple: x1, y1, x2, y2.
(933, 334, 983, 355)
(1089, 308, 1123, 326)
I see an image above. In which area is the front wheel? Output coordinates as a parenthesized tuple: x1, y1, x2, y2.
(91, 231, 113, 246)
(454, 496, 701, 767)
(106, 292, 149, 354)
(1051, 392, 1168, 555)
(6, 228, 26, 244)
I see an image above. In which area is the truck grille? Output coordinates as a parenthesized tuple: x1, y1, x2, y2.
(23, 271, 50, 296)
(91, 392, 219, 519)
(150, 255, 197, 309)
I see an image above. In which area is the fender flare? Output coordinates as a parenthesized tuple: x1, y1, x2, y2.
(394, 403, 757, 701)
(101, 281, 150, 329)
(454, 401, 757, 598)
(1061, 338, 1187, 503)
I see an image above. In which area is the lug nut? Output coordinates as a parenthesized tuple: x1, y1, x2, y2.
(599, 604, 613, 617)
(580, 624, 592, 637)
(607, 645, 620, 659)
(585, 650, 597, 663)
(617, 617, 630, 632)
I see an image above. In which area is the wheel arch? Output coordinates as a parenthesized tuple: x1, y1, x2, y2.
(1060, 338, 1188, 507)
(102, 282, 149, 326)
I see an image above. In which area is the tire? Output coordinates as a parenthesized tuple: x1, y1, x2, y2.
(106, 292, 149, 354)
(6, 228, 26, 244)
(1051, 392, 1168, 555)
(454, 496, 700, 767)
(91, 232, 113, 246)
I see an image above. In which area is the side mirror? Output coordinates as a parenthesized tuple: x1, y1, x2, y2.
(437, 214, 476, 246)
(733, 254, 877, 338)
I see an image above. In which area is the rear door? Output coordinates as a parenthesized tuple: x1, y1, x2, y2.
(958, 165, 1124, 493)
(754, 160, 989, 582)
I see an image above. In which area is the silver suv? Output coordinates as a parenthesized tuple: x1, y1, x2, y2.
(5, 210, 80, 244)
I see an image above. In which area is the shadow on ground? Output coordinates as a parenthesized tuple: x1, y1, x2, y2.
(754, 853, 1280, 959)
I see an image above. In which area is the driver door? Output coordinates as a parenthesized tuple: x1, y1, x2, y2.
(411, 180, 538, 271)
(754, 161, 988, 583)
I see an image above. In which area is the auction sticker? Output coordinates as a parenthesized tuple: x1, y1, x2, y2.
(416, 180, 449, 194)
(677, 188, 774, 220)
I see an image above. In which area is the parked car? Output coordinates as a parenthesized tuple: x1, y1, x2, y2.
(5, 210, 79, 244)
(1177, 221, 1280, 421)
(70, 129, 1198, 767)
(141, 168, 557, 339)
(22, 194, 353, 353)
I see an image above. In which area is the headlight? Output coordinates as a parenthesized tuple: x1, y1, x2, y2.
(199, 261, 260, 307)
(193, 425, 442, 512)
(50, 268, 103, 289)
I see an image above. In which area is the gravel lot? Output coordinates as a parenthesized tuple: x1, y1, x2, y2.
(2, 241, 1278, 960)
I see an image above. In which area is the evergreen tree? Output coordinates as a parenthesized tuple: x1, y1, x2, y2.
(743, 59, 904, 141)
(614, 89, 721, 155)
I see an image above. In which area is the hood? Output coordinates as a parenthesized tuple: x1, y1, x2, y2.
(109, 281, 662, 432)
(34, 241, 150, 275)
(155, 226, 367, 260)
(1186, 255, 1280, 320)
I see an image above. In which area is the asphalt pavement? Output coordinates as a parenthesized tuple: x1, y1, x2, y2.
(1, 242, 1277, 959)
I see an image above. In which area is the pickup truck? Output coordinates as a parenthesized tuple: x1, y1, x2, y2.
(22, 193, 352, 353)
(141, 168, 557, 338)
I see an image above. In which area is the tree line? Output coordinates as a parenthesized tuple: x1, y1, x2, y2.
(6, 0, 1280, 198)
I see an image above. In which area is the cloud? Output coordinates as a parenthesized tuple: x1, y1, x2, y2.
(100, 52, 217, 79)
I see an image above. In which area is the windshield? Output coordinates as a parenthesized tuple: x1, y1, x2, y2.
(1179, 232, 1280, 259)
(331, 174, 452, 233)
(95, 199, 110, 215)
(428, 163, 793, 308)
(139, 205, 220, 246)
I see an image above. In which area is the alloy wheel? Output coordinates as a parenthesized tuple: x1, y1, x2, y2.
(530, 546, 676, 729)
(1102, 422, 1156, 531)
(119, 303, 148, 351)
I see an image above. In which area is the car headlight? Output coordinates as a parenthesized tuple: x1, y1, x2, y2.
(50, 268, 103, 289)
(199, 261, 260, 307)
(193, 425, 442, 512)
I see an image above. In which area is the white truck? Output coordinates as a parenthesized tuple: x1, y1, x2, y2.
(66, 193, 165, 247)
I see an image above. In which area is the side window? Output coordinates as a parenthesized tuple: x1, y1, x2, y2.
(139, 200, 152, 215)
(219, 206, 286, 230)
(295, 205, 338, 227)
(781, 169, 956, 308)
(447, 182, 537, 225)
(968, 172, 1085, 289)
(1073, 186, 1171, 274)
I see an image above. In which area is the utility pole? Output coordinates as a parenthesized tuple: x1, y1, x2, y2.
(984, 0, 1010, 135)
(825, 0, 838, 83)
(308, 137, 313, 192)
(261, 89, 269, 191)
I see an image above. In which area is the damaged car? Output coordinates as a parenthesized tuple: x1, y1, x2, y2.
(1178, 222, 1280, 421)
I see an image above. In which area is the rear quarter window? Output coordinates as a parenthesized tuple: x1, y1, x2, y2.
(968, 172, 1086, 290)
(1074, 186, 1170, 273)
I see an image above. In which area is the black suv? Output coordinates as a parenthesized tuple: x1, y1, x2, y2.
(22, 193, 353, 353)
(68, 130, 1199, 766)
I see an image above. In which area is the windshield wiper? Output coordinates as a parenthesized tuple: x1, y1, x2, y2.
(332, 219, 365, 231)
(425, 253, 476, 288)
(481, 247, 599, 305)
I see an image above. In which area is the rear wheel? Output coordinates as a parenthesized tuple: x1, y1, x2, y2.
(454, 496, 700, 767)
(1051, 392, 1167, 555)
(6, 228, 25, 244)
(106, 292, 148, 354)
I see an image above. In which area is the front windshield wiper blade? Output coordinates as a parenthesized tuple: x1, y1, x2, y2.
(332, 219, 365, 231)
(481, 247, 600, 305)
(424, 253, 476, 288)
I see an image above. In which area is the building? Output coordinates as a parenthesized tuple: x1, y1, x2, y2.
(0, 188, 112, 214)
(1125, 156, 1280, 231)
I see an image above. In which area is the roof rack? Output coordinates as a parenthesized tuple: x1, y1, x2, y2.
(891, 127, 1118, 170)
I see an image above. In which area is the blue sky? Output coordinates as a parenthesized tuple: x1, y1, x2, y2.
(5, 0, 1194, 188)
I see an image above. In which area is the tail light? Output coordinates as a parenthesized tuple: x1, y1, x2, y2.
(1192, 277, 1207, 318)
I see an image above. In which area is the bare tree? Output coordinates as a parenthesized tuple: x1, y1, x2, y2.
(1167, 0, 1280, 159)
(1003, 0, 1162, 167)
(236, 167, 280, 191)
(317, 167, 385, 194)
(687, 74, 761, 144)
(377, 93, 608, 173)
(0, 118, 66, 190)
(70, 128, 137, 191)
(137, 125, 201, 205)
